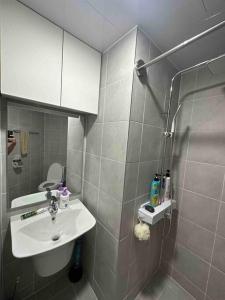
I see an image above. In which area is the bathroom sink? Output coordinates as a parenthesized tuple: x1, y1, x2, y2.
(11, 190, 58, 208)
(11, 199, 96, 276)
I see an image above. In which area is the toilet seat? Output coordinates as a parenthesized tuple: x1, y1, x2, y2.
(38, 163, 63, 192)
(38, 180, 60, 191)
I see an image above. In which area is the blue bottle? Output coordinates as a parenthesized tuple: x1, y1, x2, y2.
(150, 174, 160, 207)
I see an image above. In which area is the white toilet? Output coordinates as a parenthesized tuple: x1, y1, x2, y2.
(38, 163, 63, 192)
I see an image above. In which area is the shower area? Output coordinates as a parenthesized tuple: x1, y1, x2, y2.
(134, 23, 225, 300)
(80, 22, 225, 299)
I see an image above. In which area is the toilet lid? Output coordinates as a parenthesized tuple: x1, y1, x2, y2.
(47, 163, 63, 181)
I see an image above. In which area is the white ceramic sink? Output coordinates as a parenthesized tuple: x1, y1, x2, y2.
(11, 199, 96, 276)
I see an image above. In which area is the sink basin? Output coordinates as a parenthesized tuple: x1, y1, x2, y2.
(11, 198, 96, 276)
(11, 190, 58, 208)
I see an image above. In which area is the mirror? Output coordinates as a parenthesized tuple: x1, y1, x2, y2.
(7, 102, 84, 210)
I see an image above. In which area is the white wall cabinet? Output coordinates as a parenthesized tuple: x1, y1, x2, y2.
(0, 0, 101, 114)
(61, 32, 101, 114)
(0, 0, 63, 106)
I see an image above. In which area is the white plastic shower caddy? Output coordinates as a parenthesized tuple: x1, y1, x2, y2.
(138, 199, 176, 225)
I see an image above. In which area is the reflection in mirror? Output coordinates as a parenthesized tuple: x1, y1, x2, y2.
(7, 102, 84, 210)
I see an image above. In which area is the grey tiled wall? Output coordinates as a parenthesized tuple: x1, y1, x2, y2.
(121, 29, 177, 299)
(83, 28, 177, 300)
(162, 66, 225, 300)
(82, 28, 136, 300)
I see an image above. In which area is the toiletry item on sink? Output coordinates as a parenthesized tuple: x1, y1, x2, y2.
(163, 169, 170, 201)
(21, 208, 48, 220)
(56, 183, 64, 198)
(150, 174, 160, 207)
(59, 187, 71, 209)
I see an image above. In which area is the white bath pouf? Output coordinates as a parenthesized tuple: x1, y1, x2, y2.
(134, 221, 150, 241)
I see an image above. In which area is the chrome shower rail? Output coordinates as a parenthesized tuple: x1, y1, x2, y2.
(136, 19, 225, 73)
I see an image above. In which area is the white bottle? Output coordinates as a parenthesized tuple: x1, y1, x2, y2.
(164, 170, 170, 201)
(59, 188, 70, 209)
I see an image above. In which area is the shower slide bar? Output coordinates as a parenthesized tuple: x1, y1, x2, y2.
(135, 19, 225, 74)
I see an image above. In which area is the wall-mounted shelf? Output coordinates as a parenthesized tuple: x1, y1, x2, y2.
(138, 200, 176, 225)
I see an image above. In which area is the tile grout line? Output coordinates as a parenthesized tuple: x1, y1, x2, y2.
(85, 148, 161, 165)
(170, 71, 197, 280)
(134, 34, 151, 201)
(159, 73, 184, 277)
(171, 69, 225, 298)
(134, 83, 146, 200)
(172, 266, 206, 297)
(171, 68, 224, 300)
(157, 66, 178, 273)
(83, 177, 141, 207)
(178, 214, 219, 236)
(204, 172, 225, 300)
(181, 187, 222, 203)
(186, 158, 225, 169)
(127, 33, 152, 294)
(125, 31, 148, 297)
(91, 52, 108, 287)
(175, 241, 211, 267)
(146, 38, 167, 279)
(103, 26, 138, 54)
(93, 278, 105, 299)
(169, 276, 196, 300)
(125, 27, 151, 218)
(119, 30, 137, 277)
(81, 116, 87, 201)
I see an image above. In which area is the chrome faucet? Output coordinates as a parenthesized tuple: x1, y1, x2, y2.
(46, 188, 58, 221)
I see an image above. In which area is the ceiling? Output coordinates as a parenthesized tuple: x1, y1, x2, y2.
(19, 0, 225, 70)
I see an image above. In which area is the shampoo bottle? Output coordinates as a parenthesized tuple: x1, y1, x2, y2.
(163, 169, 170, 201)
(150, 174, 160, 207)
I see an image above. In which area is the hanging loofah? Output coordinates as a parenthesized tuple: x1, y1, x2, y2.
(134, 220, 150, 241)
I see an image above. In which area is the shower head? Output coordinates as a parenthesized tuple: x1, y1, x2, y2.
(168, 103, 182, 136)
(207, 54, 225, 75)
(164, 103, 182, 138)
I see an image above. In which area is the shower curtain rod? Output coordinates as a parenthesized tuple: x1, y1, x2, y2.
(136, 19, 225, 73)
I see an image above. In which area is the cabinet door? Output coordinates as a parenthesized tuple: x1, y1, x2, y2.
(0, 0, 63, 106)
(61, 32, 101, 114)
